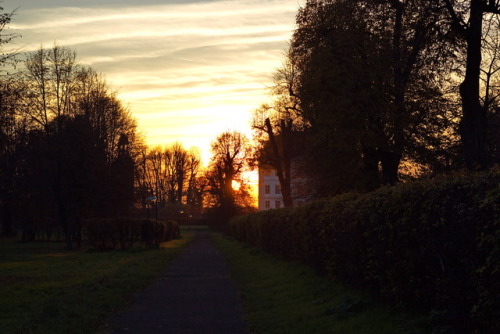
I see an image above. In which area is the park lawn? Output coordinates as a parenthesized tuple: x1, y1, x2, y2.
(213, 233, 429, 334)
(0, 232, 194, 334)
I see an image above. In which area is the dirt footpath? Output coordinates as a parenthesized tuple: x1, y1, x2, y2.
(106, 231, 249, 334)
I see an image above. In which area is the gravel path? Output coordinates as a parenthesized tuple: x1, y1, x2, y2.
(107, 231, 249, 334)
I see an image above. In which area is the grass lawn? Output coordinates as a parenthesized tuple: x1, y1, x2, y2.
(0, 231, 194, 334)
(212, 233, 429, 334)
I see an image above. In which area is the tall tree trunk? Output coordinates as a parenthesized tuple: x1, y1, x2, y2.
(265, 118, 293, 208)
(222, 167, 235, 209)
(361, 146, 380, 191)
(177, 174, 184, 204)
(54, 145, 73, 250)
(380, 149, 402, 185)
(56, 191, 73, 250)
(461, 0, 488, 170)
(0, 204, 14, 236)
(381, 1, 405, 185)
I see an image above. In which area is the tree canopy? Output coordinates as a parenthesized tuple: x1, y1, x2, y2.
(255, 0, 499, 199)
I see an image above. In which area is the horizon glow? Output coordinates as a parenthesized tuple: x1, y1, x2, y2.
(6, 0, 301, 167)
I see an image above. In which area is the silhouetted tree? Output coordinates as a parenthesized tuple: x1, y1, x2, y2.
(16, 45, 139, 247)
(74, 67, 139, 164)
(186, 148, 202, 206)
(289, 0, 457, 193)
(291, 0, 388, 193)
(444, 0, 500, 169)
(252, 54, 309, 207)
(205, 131, 252, 219)
(0, 7, 22, 236)
(109, 134, 135, 217)
(166, 143, 189, 203)
(481, 15, 500, 163)
(135, 143, 202, 211)
(253, 113, 294, 207)
(21, 45, 79, 248)
(0, 77, 27, 236)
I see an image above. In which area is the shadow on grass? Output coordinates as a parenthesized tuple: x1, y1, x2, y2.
(0, 233, 195, 334)
(212, 233, 429, 334)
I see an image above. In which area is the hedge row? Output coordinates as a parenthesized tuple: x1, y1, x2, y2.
(85, 218, 180, 249)
(141, 219, 180, 247)
(228, 171, 500, 333)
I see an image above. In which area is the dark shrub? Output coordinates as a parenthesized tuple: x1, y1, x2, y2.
(141, 219, 181, 247)
(228, 170, 500, 333)
(85, 218, 140, 249)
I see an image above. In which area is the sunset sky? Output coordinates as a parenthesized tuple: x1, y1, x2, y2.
(5, 0, 301, 165)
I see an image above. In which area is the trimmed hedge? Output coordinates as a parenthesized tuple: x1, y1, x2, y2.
(228, 171, 500, 333)
(85, 218, 180, 249)
(141, 219, 180, 247)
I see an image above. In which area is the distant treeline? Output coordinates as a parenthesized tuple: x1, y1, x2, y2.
(0, 43, 255, 247)
(0, 44, 140, 248)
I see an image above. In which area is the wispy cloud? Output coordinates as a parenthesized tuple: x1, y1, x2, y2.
(8, 0, 300, 163)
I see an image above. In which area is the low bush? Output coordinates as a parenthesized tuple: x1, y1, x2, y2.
(228, 170, 500, 333)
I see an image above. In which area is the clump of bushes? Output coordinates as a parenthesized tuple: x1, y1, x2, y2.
(141, 219, 180, 248)
(228, 170, 500, 333)
(85, 218, 140, 249)
(85, 218, 180, 249)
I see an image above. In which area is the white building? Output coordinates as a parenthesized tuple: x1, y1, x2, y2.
(258, 165, 308, 211)
(258, 167, 283, 210)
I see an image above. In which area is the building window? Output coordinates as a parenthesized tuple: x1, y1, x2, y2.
(265, 200, 270, 209)
(275, 200, 281, 209)
(264, 185, 270, 194)
(275, 185, 281, 194)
